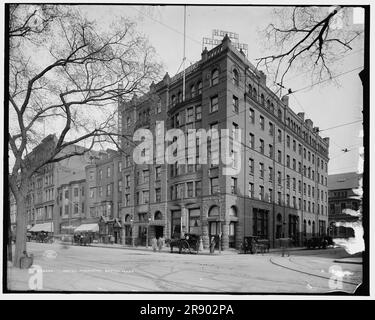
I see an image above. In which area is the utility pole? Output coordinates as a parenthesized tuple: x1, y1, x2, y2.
(182, 5, 187, 102)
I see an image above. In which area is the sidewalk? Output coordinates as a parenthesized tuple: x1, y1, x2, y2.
(63, 241, 307, 255)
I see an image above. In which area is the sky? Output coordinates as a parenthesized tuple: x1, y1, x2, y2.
(81, 4, 364, 175)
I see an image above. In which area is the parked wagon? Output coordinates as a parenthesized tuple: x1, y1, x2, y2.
(169, 233, 200, 254)
(240, 236, 270, 254)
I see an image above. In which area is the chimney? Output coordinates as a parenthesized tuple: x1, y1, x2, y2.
(163, 72, 170, 85)
(313, 127, 320, 133)
(281, 95, 289, 107)
(297, 112, 305, 120)
(305, 119, 313, 128)
(258, 70, 267, 85)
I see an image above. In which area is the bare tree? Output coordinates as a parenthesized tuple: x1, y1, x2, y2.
(256, 6, 364, 89)
(7, 4, 161, 267)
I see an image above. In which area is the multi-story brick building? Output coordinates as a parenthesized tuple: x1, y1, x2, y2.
(328, 171, 361, 238)
(85, 149, 123, 243)
(25, 134, 96, 233)
(119, 35, 330, 250)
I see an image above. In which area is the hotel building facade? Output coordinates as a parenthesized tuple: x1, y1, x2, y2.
(119, 35, 330, 250)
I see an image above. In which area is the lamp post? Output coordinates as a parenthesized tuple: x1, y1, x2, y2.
(130, 217, 134, 247)
(146, 217, 151, 248)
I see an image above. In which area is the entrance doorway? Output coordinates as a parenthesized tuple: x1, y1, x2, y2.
(209, 221, 221, 249)
(155, 226, 164, 239)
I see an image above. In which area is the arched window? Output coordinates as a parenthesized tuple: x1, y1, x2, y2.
(248, 84, 252, 93)
(154, 211, 162, 220)
(178, 91, 182, 103)
(125, 214, 132, 223)
(208, 206, 219, 217)
(270, 103, 274, 113)
(229, 206, 237, 217)
(312, 221, 315, 235)
(212, 69, 219, 86)
(190, 85, 196, 98)
(260, 93, 265, 106)
(266, 99, 270, 109)
(197, 81, 202, 95)
(252, 88, 257, 100)
(171, 95, 176, 106)
(278, 109, 282, 119)
(233, 69, 239, 86)
(303, 219, 307, 235)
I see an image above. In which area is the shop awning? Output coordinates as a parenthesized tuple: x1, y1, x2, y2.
(74, 223, 99, 233)
(29, 222, 54, 233)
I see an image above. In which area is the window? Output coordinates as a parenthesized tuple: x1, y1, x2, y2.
(249, 108, 255, 123)
(278, 171, 282, 185)
(195, 181, 202, 197)
(118, 161, 122, 173)
(248, 183, 254, 197)
(286, 195, 290, 207)
(155, 188, 161, 203)
(197, 81, 202, 95)
(278, 150, 282, 163)
(249, 158, 254, 175)
(269, 122, 274, 135)
(293, 159, 296, 170)
(287, 135, 290, 148)
(293, 178, 296, 190)
(156, 101, 161, 113)
(269, 167, 273, 182)
(259, 139, 264, 154)
(269, 144, 273, 158)
(155, 167, 161, 180)
(195, 105, 202, 120)
(74, 187, 79, 197)
(99, 169, 103, 180)
(187, 182, 194, 198)
(118, 180, 122, 192)
(286, 175, 290, 189)
(259, 163, 264, 179)
(260, 116, 265, 130)
(210, 177, 219, 194)
(278, 109, 282, 119)
(98, 186, 102, 197)
(106, 184, 111, 196)
(125, 175, 130, 187)
(249, 133, 255, 149)
(190, 84, 196, 98)
(293, 140, 296, 151)
(231, 177, 237, 194)
(210, 95, 219, 113)
(90, 188, 95, 198)
(269, 189, 273, 203)
(107, 167, 111, 177)
(65, 190, 69, 199)
(278, 129, 282, 142)
(212, 69, 219, 86)
(286, 155, 290, 168)
(186, 107, 194, 123)
(278, 192, 282, 205)
(143, 190, 149, 204)
(259, 186, 264, 200)
(233, 69, 239, 86)
(253, 209, 268, 238)
(260, 94, 265, 106)
(232, 95, 239, 113)
(143, 170, 150, 184)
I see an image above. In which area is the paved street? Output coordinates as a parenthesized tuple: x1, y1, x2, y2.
(7, 242, 362, 293)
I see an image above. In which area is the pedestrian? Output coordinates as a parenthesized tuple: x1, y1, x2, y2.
(210, 236, 216, 254)
(151, 237, 157, 252)
(157, 237, 163, 252)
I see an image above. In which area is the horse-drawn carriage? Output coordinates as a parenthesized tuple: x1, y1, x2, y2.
(73, 233, 92, 246)
(240, 236, 270, 254)
(169, 233, 200, 254)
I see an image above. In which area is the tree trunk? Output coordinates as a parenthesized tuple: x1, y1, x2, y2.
(14, 196, 27, 268)
(7, 210, 12, 261)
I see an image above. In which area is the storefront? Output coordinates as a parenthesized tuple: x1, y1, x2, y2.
(98, 216, 122, 244)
